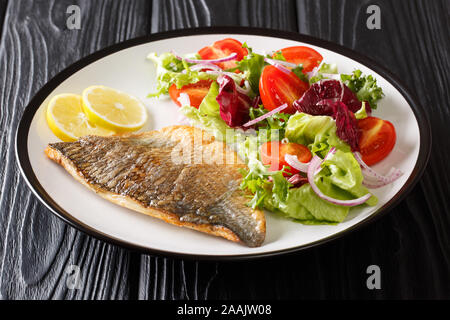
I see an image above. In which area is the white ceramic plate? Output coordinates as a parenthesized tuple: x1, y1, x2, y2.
(16, 28, 430, 259)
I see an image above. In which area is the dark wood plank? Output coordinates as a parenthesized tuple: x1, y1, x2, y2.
(0, 0, 7, 41)
(150, 0, 297, 32)
(0, 0, 150, 299)
(141, 0, 450, 300)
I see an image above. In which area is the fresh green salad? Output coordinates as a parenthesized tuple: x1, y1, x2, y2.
(147, 38, 402, 225)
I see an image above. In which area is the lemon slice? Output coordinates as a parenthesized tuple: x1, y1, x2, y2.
(47, 93, 115, 142)
(82, 85, 147, 132)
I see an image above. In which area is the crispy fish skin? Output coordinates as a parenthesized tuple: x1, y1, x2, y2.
(45, 126, 265, 247)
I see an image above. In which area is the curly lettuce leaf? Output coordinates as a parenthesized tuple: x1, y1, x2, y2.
(147, 52, 214, 98)
(340, 70, 384, 109)
(235, 43, 265, 94)
(248, 105, 291, 143)
(239, 143, 292, 210)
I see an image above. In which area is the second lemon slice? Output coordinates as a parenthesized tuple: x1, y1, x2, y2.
(82, 85, 147, 132)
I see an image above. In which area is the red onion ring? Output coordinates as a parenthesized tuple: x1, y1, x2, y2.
(285, 154, 310, 173)
(353, 152, 403, 188)
(306, 61, 324, 80)
(307, 155, 372, 206)
(205, 70, 244, 81)
(362, 169, 403, 188)
(265, 60, 291, 74)
(264, 57, 297, 68)
(234, 80, 251, 96)
(189, 63, 223, 72)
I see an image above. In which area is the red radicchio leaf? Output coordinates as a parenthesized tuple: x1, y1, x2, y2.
(293, 79, 362, 114)
(216, 75, 252, 127)
(331, 101, 360, 151)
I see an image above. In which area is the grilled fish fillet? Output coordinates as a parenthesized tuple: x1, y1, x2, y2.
(45, 125, 265, 247)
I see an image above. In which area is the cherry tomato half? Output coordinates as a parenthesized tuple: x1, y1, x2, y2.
(169, 80, 213, 109)
(259, 65, 309, 114)
(357, 116, 396, 166)
(276, 46, 323, 73)
(198, 38, 248, 70)
(260, 141, 312, 175)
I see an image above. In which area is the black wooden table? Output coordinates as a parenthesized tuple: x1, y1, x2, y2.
(0, 0, 449, 300)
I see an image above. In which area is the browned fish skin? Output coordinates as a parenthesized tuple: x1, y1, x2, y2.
(45, 126, 265, 247)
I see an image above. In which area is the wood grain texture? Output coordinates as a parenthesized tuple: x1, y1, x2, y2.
(0, 0, 449, 300)
(0, 0, 7, 42)
(0, 0, 150, 299)
(150, 0, 297, 32)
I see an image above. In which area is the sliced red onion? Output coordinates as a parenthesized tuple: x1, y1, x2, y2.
(242, 103, 288, 127)
(353, 152, 404, 188)
(321, 73, 341, 80)
(306, 62, 341, 81)
(264, 57, 297, 68)
(324, 147, 337, 160)
(307, 155, 372, 206)
(353, 151, 388, 182)
(362, 168, 404, 188)
(205, 70, 244, 81)
(234, 80, 251, 95)
(171, 50, 237, 64)
(265, 60, 291, 74)
(306, 61, 324, 80)
(285, 154, 310, 173)
(177, 93, 190, 106)
(189, 63, 223, 72)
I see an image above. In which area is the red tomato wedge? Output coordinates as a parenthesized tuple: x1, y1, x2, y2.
(276, 46, 323, 73)
(259, 65, 309, 114)
(198, 38, 248, 70)
(260, 141, 312, 175)
(169, 80, 213, 109)
(357, 116, 396, 166)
